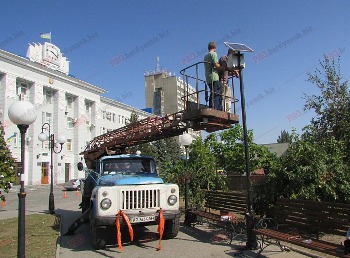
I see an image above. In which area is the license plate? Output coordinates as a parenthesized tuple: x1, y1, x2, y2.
(130, 216, 156, 223)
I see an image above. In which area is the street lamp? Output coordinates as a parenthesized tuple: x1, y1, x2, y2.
(8, 100, 37, 258)
(38, 123, 66, 214)
(179, 133, 193, 224)
(224, 42, 256, 249)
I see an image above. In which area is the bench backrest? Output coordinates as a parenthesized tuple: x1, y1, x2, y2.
(275, 198, 350, 235)
(204, 190, 247, 213)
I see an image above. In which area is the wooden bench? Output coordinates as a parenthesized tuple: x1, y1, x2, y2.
(253, 198, 350, 257)
(186, 190, 248, 244)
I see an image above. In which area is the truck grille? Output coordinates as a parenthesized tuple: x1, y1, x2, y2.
(122, 189, 160, 209)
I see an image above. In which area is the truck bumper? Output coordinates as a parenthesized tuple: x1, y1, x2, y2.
(94, 209, 181, 227)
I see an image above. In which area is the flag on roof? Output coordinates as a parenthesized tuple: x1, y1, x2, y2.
(40, 32, 51, 39)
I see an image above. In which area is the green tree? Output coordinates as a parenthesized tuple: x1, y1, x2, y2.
(254, 56, 350, 215)
(125, 110, 139, 126)
(212, 125, 279, 175)
(163, 125, 280, 208)
(304, 55, 350, 162)
(281, 132, 350, 202)
(153, 137, 181, 174)
(277, 130, 292, 143)
(161, 136, 224, 207)
(0, 122, 16, 192)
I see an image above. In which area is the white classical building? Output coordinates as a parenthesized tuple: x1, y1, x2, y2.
(0, 43, 151, 186)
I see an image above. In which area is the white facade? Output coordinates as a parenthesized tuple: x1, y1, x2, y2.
(0, 47, 150, 186)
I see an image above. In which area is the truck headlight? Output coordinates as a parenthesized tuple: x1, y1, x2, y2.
(100, 198, 112, 210)
(168, 195, 178, 206)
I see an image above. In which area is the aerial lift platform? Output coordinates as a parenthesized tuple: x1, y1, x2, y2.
(81, 61, 240, 168)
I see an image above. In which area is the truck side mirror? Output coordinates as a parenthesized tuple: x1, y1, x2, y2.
(77, 162, 84, 171)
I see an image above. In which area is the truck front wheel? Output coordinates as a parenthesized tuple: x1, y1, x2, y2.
(90, 219, 106, 249)
(163, 217, 180, 239)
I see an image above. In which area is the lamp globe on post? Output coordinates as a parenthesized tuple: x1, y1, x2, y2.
(179, 132, 193, 225)
(38, 127, 66, 214)
(38, 132, 48, 142)
(8, 100, 37, 258)
(56, 134, 67, 146)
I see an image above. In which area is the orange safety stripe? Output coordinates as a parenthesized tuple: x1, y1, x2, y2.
(115, 211, 122, 250)
(157, 208, 165, 250)
(115, 210, 134, 250)
(120, 210, 134, 241)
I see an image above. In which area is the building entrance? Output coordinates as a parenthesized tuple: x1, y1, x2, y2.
(41, 162, 49, 184)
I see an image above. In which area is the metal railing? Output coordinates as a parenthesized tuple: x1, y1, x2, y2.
(179, 61, 239, 114)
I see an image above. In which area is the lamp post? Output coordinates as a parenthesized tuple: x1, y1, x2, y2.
(8, 100, 37, 258)
(224, 42, 256, 249)
(38, 123, 66, 214)
(179, 133, 193, 225)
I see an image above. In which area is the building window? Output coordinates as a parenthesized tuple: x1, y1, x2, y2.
(112, 113, 116, 122)
(16, 81, 28, 100)
(43, 88, 54, 104)
(85, 100, 93, 114)
(42, 112, 52, 125)
(106, 112, 111, 121)
(66, 139, 72, 151)
(66, 117, 74, 128)
(66, 95, 74, 109)
(102, 111, 106, 119)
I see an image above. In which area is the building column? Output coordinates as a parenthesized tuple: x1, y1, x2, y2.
(74, 96, 86, 178)
(27, 82, 44, 185)
(54, 90, 66, 184)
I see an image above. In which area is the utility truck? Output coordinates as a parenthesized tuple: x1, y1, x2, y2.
(67, 60, 240, 249)
(78, 154, 180, 249)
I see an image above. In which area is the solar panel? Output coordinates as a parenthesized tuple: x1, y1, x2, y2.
(224, 42, 254, 52)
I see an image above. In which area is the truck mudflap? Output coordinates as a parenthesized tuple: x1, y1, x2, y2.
(94, 209, 180, 227)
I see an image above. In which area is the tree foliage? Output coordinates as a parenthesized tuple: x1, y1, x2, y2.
(210, 125, 279, 175)
(304, 55, 350, 162)
(162, 125, 279, 207)
(152, 137, 182, 173)
(254, 56, 350, 215)
(277, 130, 292, 143)
(161, 136, 224, 206)
(0, 122, 16, 192)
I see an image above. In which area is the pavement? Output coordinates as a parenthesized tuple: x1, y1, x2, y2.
(0, 185, 333, 258)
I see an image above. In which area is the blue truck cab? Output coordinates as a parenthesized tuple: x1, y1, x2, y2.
(81, 154, 180, 249)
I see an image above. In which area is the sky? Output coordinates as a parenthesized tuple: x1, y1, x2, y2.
(1, 0, 349, 144)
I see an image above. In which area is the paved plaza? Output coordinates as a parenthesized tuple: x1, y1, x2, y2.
(0, 186, 337, 257)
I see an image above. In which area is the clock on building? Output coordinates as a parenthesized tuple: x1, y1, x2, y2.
(26, 42, 69, 74)
(43, 43, 60, 66)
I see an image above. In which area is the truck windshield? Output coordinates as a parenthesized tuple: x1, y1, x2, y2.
(101, 158, 157, 175)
